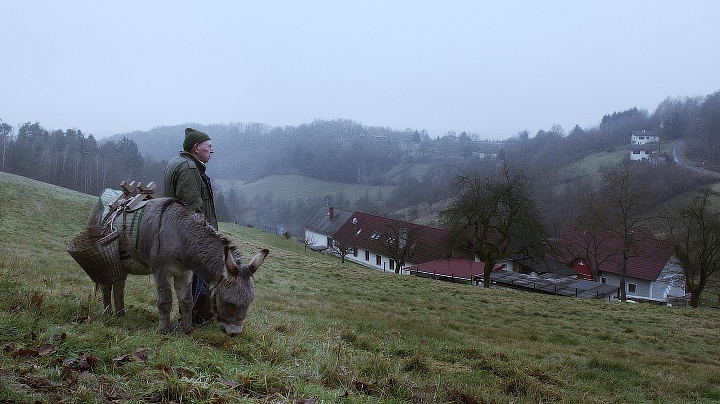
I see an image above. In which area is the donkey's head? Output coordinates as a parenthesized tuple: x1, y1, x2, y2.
(210, 246, 269, 336)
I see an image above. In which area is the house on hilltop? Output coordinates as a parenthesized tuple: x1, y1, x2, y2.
(559, 227, 686, 303)
(629, 130, 660, 161)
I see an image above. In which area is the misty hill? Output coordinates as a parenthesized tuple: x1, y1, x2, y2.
(109, 91, 720, 189)
(112, 120, 407, 183)
(7, 90, 718, 235)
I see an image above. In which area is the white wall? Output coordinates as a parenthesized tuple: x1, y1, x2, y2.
(598, 260, 685, 302)
(342, 247, 412, 274)
(631, 134, 659, 145)
(304, 229, 329, 247)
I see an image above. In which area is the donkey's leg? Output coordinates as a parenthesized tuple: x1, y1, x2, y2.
(173, 272, 194, 333)
(112, 276, 128, 317)
(100, 284, 113, 315)
(153, 272, 174, 334)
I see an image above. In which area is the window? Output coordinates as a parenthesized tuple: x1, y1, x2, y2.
(376, 255, 382, 266)
(632, 150, 641, 154)
(327, 237, 332, 246)
(601, 277, 607, 284)
(390, 260, 395, 271)
(365, 250, 370, 261)
(628, 283, 637, 294)
(353, 247, 358, 257)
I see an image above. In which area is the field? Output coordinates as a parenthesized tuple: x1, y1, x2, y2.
(2, 171, 720, 403)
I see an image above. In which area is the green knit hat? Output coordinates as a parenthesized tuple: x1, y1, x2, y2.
(183, 128, 211, 151)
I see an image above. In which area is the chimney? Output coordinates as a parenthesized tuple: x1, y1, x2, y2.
(329, 206, 334, 221)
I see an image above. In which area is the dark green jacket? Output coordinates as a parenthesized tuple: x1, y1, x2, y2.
(164, 151, 218, 229)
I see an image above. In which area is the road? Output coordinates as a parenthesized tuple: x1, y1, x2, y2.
(672, 141, 720, 180)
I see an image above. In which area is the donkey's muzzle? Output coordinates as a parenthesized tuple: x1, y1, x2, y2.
(218, 318, 245, 336)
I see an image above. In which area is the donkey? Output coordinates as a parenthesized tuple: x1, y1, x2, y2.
(88, 197, 269, 335)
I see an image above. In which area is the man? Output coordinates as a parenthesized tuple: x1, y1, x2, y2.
(164, 127, 218, 325)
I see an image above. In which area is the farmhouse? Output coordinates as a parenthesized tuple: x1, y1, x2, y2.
(302, 205, 354, 251)
(332, 211, 451, 273)
(559, 227, 686, 303)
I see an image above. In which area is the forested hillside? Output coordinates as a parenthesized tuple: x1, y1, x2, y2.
(2, 91, 719, 235)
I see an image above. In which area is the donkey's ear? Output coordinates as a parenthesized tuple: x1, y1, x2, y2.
(224, 244, 240, 276)
(245, 249, 269, 275)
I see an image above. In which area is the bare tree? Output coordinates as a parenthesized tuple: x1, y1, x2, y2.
(665, 188, 720, 307)
(0, 120, 12, 170)
(440, 162, 547, 287)
(330, 240, 353, 264)
(568, 167, 659, 301)
(559, 182, 628, 281)
(603, 167, 661, 301)
(373, 224, 423, 273)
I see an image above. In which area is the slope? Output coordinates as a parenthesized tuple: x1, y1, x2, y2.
(1, 171, 720, 403)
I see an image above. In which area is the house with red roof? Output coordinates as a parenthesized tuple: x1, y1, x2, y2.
(558, 227, 686, 303)
(332, 211, 451, 273)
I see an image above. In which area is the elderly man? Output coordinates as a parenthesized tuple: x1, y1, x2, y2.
(164, 127, 218, 325)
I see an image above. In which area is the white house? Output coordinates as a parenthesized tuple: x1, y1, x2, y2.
(597, 256, 686, 303)
(332, 211, 450, 273)
(629, 130, 660, 161)
(560, 227, 687, 304)
(302, 205, 354, 251)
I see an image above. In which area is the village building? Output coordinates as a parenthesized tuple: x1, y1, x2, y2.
(559, 227, 686, 303)
(331, 211, 451, 273)
(302, 208, 685, 303)
(629, 130, 660, 161)
(302, 205, 354, 252)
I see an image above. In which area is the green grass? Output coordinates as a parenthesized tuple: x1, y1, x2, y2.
(560, 148, 627, 183)
(2, 171, 720, 403)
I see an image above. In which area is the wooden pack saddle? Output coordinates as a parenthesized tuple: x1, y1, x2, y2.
(96, 181, 157, 272)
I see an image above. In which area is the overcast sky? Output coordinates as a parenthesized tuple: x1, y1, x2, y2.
(2, 1, 719, 140)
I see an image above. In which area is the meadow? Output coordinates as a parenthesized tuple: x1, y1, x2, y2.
(1, 171, 720, 403)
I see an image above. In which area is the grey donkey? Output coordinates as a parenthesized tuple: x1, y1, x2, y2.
(88, 197, 269, 335)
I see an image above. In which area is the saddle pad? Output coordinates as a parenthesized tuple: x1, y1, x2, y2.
(98, 188, 123, 224)
(96, 188, 145, 248)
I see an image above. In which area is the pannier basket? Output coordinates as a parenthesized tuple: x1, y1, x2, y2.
(67, 227, 124, 284)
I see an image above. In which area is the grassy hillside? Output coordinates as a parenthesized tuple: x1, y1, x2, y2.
(2, 171, 720, 403)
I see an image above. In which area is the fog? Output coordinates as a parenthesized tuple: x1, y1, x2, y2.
(2, 1, 719, 139)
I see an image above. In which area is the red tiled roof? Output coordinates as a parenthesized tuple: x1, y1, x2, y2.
(405, 258, 501, 280)
(558, 227, 673, 281)
(333, 211, 451, 264)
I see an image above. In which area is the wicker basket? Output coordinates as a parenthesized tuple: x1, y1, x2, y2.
(67, 227, 124, 284)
